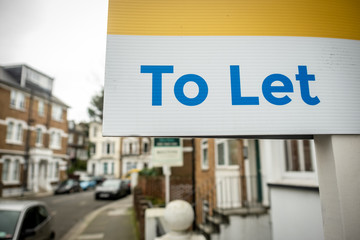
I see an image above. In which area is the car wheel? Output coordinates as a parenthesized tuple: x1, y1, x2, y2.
(49, 231, 55, 240)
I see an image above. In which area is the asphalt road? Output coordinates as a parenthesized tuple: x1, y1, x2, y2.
(25, 190, 114, 240)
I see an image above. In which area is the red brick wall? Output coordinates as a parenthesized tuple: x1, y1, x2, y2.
(194, 138, 216, 224)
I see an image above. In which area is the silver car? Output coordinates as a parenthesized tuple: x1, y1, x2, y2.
(0, 200, 55, 240)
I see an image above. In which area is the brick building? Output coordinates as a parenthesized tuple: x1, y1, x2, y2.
(67, 120, 89, 163)
(0, 64, 69, 197)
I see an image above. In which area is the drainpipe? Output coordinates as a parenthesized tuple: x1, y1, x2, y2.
(23, 89, 34, 195)
(191, 138, 196, 230)
(255, 140, 263, 203)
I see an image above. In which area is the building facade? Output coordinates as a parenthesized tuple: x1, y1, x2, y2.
(87, 121, 121, 178)
(194, 138, 323, 240)
(0, 64, 69, 197)
(120, 137, 152, 177)
(67, 120, 89, 163)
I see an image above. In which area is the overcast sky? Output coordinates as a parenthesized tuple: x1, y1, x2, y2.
(0, 0, 108, 123)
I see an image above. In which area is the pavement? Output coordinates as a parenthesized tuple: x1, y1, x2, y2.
(61, 195, 138, 240)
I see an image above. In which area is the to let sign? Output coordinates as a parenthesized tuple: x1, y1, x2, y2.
(103, 0, 360, 137)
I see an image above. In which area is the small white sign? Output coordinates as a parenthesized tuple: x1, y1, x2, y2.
(152, 138, 183, 167)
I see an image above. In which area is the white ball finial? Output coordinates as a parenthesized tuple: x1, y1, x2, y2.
(164, 200, 194, 232)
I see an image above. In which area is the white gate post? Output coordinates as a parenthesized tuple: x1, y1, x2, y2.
(314, 135, 360, 240)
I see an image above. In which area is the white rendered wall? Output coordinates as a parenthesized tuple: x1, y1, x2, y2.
(270, 187, 324, 240)
(219, 214, 271, 240)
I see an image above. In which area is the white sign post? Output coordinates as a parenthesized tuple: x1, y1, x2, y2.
(152, 138, 183, 205)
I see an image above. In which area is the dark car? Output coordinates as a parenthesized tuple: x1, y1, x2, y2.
(0, 200, 55, 240)
(93, 176, 106, 185)
(54, 179, 82, 194)
(122, 179, 131, 195)
(94, 179, 127, 200)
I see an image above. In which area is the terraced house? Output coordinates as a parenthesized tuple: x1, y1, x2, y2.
(0, 64, 69, 197)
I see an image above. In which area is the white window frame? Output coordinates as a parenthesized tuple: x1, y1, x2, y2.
(91, 143, 96, 155)
(68, 121, 75, 130)
(1, 156, 24, 185)
(103, 162, 108, 175)
(93, 126, 98, 137)
(35, 128, 43, 146)
(282, 140, 317, 180)
(38, 100, 44, 117)
(5, 118, 26, 145)
(35, 124, 46, 147)
(77, 135, 83, 145)
(201, 139, 209, 170)
(10, 90, 26, 110)
(215, 139, 239, 169)
(103, 141, 115, 155)
(49, 128, 63, 150)
(68, 133, 74, 144)
(142, 138, 150, 154)
(51, 104, 63, 122)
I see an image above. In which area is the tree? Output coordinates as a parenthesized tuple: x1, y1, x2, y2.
(88, 88, 104, 121)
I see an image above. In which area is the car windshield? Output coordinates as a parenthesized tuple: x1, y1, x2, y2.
(102, 180, 121, 187)
(60, 180, 74, 187)
(0, 210, 21, 239)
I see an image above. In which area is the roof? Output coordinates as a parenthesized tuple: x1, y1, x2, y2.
(0, 64, 69, 108)
(0, 66, 20, 87)
(0, 200, 46, 212)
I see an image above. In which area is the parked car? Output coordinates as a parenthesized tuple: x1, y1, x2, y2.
(54, 179, 82, 194)
(80, 177, 97, 191)
(0, 200, 55, 240)
(93, 176, 106, 185)
(122, 179, 131, 195)
(94, 179, 127, 200)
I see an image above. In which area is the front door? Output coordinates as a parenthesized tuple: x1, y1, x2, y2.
(38, 160, 48, 192)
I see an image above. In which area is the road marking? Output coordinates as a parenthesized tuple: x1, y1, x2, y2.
(79, 201, 87, 206)
(77, 233, 104, 239)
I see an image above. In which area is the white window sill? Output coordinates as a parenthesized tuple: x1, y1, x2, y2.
(2, 180, 21, 186)
(9, 106, 26, 112)
(50, 146, 62, 150)
(216, 165, 239, 170)
(270, 178, 319, 188)
(282, 171, 317, 180)
(201, 166, 209, 171)
(52, 118, 63, 123)
(35, 143, 43, 148)
(6, 140, 23, 145)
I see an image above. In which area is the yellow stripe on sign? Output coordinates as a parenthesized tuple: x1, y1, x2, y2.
(107, 0, 360, 40)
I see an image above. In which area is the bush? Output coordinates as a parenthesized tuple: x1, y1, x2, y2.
(139, 167, 161, 177)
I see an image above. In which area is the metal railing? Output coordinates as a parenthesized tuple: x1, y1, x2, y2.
(195, 175, 263, 225)
(216, 175, 262, 209)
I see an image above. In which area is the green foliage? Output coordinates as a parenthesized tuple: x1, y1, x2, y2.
(88, 88, 104, 121)
(67, 159, 87, 175)
(139, 167, 161, 177)
(145, 196, 165, 207)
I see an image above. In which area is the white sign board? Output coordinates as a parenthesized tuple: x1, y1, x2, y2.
(103, 0, 360, 137)
(152, 138, 183, 167)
